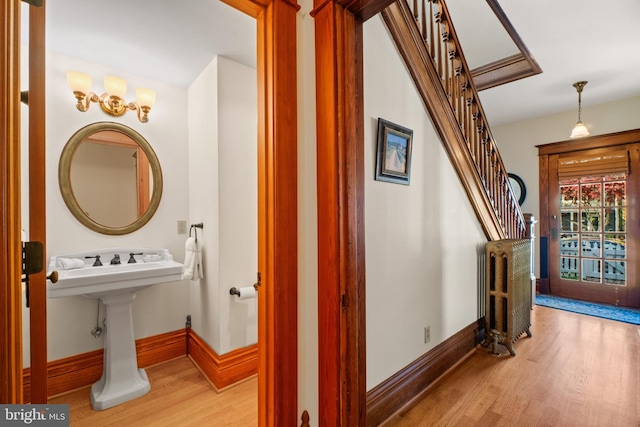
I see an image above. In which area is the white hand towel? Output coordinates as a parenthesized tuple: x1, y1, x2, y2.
(55, 258, 85, 270)
(183, 237, 204, 280)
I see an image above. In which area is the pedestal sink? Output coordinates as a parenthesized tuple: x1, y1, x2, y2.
(47, 248, 183, 410)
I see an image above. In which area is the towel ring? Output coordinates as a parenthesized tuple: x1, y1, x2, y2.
(189, 222, 204, 241)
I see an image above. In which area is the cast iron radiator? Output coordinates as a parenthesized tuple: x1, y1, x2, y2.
(483, 239, 532, 356)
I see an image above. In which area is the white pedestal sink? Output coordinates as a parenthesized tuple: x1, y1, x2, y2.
(47, 248, 183, 410)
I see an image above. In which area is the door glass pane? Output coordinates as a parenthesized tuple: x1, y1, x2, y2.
(604, 208, 625, 232)
(581, 209, 601, 232)
(581, 233, 601, 257)
(582, 258, 601, 283)
(560, 233, 579, 255)
(604, 233, 626, 258)
(558, 174, 627, 287)
(560, 184, 579, 208)
(604, 181, 625, 206)
(560, 256, 579, 280)
(580, 182, 601, 206)
(604, 260, 625, 285)
(561, 210, 579, 231)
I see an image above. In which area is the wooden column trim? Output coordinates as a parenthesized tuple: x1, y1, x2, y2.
(313, 0, 366, 425)
(223, 0, 300, 425)
(0, 0, 24, 404)
(28, 0, 48, 403)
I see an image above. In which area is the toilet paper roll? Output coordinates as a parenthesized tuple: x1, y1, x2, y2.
(238, 286, 257, 300)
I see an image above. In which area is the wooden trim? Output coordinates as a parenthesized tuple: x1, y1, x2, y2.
(381, 1, 504, 241)
(0, 0, 24, 404)
(366, 322, 479, 426)
(221, 0, 300, 424)
(471, 0, 542, 91)
(187, 329, 258, 390)
(314, 0, 367, 425)
(28, 1, 48, 403)
(472, 53, 540, 91)
(22, 329, 187, 402)
(537, 128, 640, 155)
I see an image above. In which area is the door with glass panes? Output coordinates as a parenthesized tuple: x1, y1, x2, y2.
(547, 144, 639, 308)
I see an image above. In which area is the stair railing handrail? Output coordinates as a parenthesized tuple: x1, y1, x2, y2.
(407, 0, 525, 238)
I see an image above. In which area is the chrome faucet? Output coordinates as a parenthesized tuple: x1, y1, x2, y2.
(110, 254, 121, 265)
(128, 252, 143, 263)
(85, 255, 102, 266)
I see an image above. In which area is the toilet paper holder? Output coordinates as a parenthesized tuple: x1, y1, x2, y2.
(230, 273, 261, 297)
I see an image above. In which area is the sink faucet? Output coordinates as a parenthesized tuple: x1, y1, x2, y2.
(110, 254, 121, 265)
(128, 252, 143, 264)
(85, 255, 102, 266)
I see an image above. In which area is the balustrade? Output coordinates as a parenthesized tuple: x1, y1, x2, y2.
(408, 0, 525, 238)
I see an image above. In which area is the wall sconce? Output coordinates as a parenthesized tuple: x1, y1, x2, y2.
(66, 71, 157, 123)
(570, 81, 589, 138)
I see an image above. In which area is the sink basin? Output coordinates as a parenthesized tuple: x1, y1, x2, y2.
(47, 248, 183, 299)
(46, 248, 183, 410)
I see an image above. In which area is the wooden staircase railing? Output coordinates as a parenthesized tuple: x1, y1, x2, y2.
(381, 0, 525, 240)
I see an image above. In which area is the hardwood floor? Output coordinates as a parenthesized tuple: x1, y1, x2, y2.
(49, 357, 257, 426)
(382, 305, 640, 427)
(48, 306, 639, 426)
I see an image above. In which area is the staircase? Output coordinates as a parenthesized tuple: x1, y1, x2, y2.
(381, 0, 524, 241)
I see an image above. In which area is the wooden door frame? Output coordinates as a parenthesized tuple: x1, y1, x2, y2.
(312, 0, 395, 425)
(538, 129, 640, 307)
(0, 0, 24, 404)
(2, 1, 301, 425)
(220, 0, 302, 424)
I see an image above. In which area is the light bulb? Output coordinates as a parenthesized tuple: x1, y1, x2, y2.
(66, 71, 92, 94)
(104, 75, 127, 98)
(136, 88, 157, 108)
(570, 121, 590, 138)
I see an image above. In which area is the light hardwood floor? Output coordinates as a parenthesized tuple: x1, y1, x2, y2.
(383, 305, 640, 427)
(49, 306, 639, 426)
(49, 357, 257, 426)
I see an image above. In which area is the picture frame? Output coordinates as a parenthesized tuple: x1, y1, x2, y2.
(375, 118, 414, 185)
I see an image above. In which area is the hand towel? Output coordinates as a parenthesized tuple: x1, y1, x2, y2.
(55, 257, 85, 270)
(183, 237, 204, 280)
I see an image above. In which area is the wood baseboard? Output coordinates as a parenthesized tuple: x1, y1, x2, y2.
(366, 322, 479, 426)
(22, 329, 187, 402)
(187, 329, 258, 390)
(22, 328, 257, 402)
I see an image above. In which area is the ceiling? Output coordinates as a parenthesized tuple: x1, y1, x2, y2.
(34, 0, 640, 127)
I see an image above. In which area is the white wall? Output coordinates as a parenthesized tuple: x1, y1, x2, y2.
(491, 94, 640, 276)
(188, 56, 258, 355)
(363, 16, 487, 389)
(36, 51, 191, 362)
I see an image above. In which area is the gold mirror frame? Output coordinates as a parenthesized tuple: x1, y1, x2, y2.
(58, 121, 163, 235)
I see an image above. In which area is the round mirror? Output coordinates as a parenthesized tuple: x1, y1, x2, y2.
(59, 122, 163, 235)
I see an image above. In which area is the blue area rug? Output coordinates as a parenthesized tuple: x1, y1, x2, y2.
(535, 294, 640, 325)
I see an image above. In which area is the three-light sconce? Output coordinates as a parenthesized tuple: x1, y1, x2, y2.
(66, 71, 156, 123)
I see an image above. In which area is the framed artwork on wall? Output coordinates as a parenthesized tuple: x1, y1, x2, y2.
(375, 118, 414, 185)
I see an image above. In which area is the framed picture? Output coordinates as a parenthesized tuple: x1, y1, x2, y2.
(375, 118, 414, 185)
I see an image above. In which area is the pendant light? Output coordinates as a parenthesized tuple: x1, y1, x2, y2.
(570, 81, 589, 138)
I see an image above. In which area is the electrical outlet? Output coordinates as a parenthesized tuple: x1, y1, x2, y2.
(177, 220, 187, 235)
(424, 326, 431, 343)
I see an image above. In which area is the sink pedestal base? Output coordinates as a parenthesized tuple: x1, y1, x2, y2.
(91, 292, 150, 410)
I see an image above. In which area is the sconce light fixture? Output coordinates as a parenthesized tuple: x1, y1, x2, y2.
(66, 71, 157, 123)
(570, 81, 589, 138)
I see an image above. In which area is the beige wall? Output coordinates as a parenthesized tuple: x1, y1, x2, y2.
(187, 56, 258, 355)
(363, 15, 487, 390)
